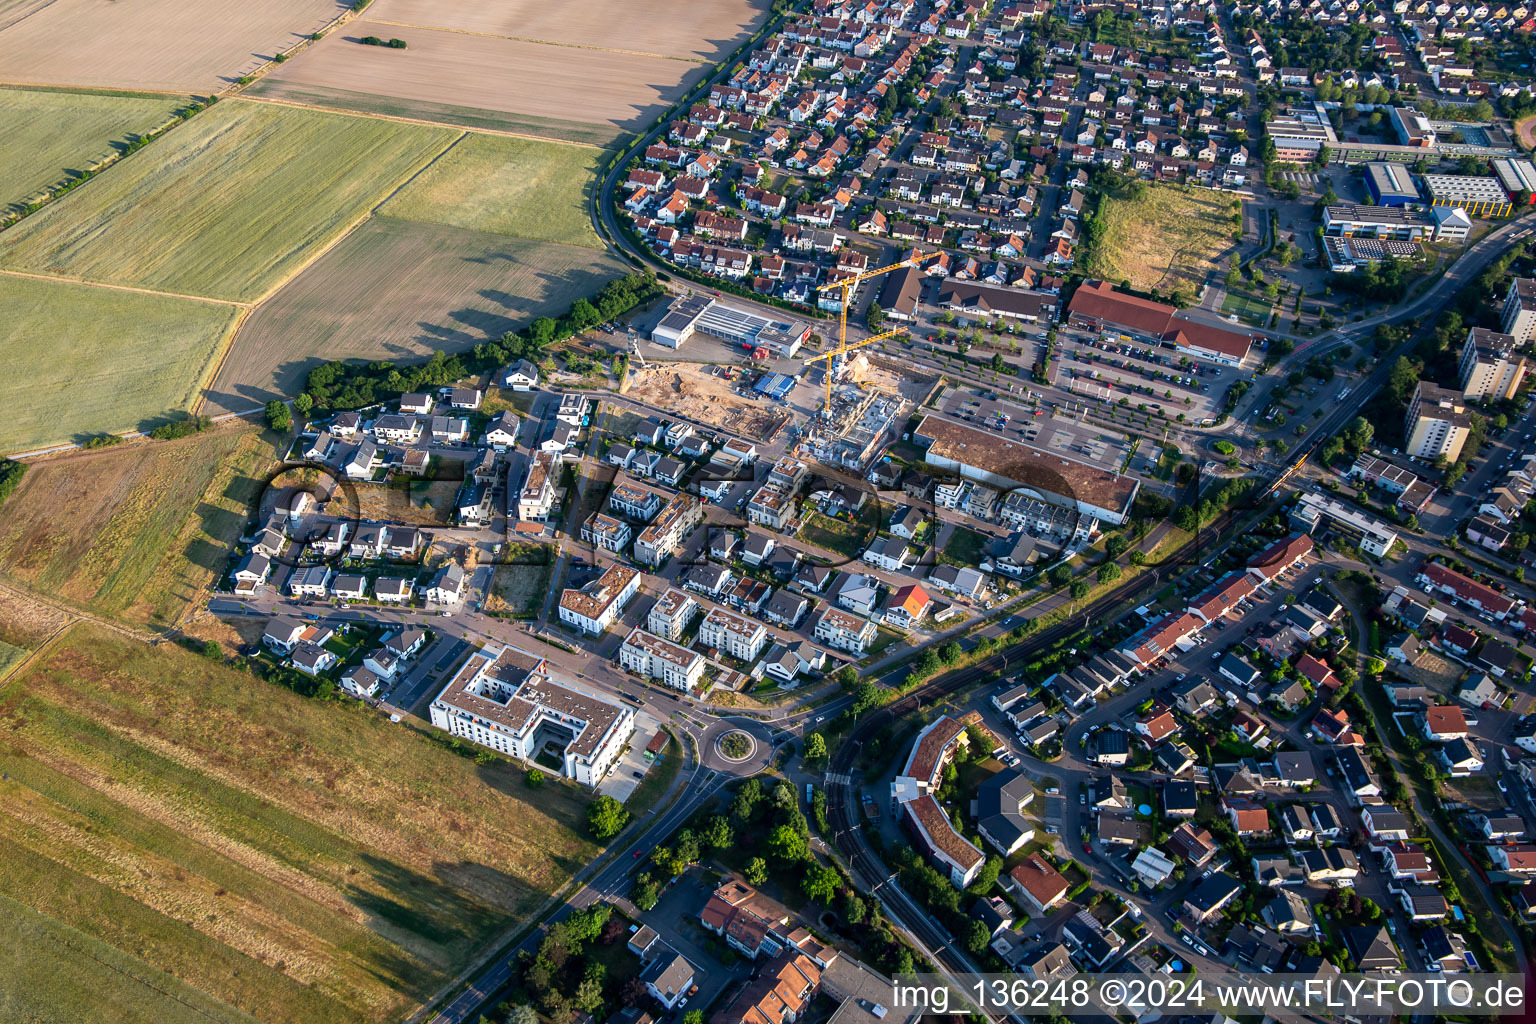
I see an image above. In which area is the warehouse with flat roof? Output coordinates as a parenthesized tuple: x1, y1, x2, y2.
(1364, 161, 1421, 207)
(650, 294, 811, 356)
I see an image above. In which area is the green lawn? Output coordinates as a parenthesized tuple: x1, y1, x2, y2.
(378, 133, 603, 248)
(0, 86, 191, 216)
(625, 731, 681, 817)
(798, 511, 878, 559)
(937, 525, 990, 567)
(0, 99, 457, 301)
(0, 274, 238, 453)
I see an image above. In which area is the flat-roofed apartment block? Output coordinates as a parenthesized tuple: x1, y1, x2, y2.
(635, 493, 703, 567)
(891, 716, 982, 886)
(609, 479, 665, 521)
(1501, 278, 1536, 343)
(698, 606, 769, 661)
(1321, 205, 1432, 240)
(813, 606, 876, 654)
(518, 451, 558, 521)
(555, 392, 589, 426)
(1459, 326, 1528, 400)
(618, 628, 705, 692)
(580, 512, 632, 552)
(1422, 174, 1512, 218)
(648, 587, 699, 640)
(429, 645, 634, 785)
(1404, 381, 1473, 462)
(913, 414, 1139, 525)
(747, 484, 794, 530)
(1289, 491, 1399, 559)
(559, 563, 640, 634)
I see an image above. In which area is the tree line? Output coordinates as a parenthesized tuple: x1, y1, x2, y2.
(301, 273, 661, 411)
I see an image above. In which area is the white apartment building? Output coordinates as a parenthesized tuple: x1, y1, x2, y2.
(618, 628, 706, 692)
(1458, 327, 1529, 401)
(648, 587, 699, 641)
(558, 563, 640, 635)
(580, 512, 633, 553)
(609, 479, 665, 521)
(813, 606, 877, 654)
(1501, 278, 1536, 343)
(634, 493, 702, 567)
(518, 451, 558, 521)
(556, 392, 589, 426)
(429, 645, 634, 786)
(697, 606, 769, 661)
(746, 484, 794, 530)
(1404, 381, 1473, 462)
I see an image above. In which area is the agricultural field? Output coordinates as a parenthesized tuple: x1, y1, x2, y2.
(0, 87, 191, 216)
(365, 0, 768, 60)
(1088, 183, 1239, 294)
(205, 220, 626, 414)
(0, 623, 596, 1024)
(0, 99, 457, 302)
(0, 274, 238, 454)
(248, 24, 702, 145)
(378, 133, 602, 248)
(0, 427, 257, 617)
(131, 430, 283, 626)
(0, 0, 341, 91)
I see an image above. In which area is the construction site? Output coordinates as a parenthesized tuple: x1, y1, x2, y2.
(626, 362, 791, 441)
(797, 253, 944, 472)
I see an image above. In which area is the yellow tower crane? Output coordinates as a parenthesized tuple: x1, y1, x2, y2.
(810, 250, 939, 408)
(802, 326, 909, 406)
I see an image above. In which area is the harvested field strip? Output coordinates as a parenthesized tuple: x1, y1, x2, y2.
(241, 87, 627, 148)
(0, 0, 344, 93)
(132, 429, 281, 626)
(361, 19, 704, 61)
(378, 132, 602, 247)
(0, 274, 238, 455)
(205, 221, 625, 415)
(0, 87, 191, 215)
(364, 0, 770, 62)
(0, 427, 246, 613)
(0, 99, 458, 302)
(0, 890, 259, 1024)
(0, 624, 597, 1022)
(247, 26, 695, 136)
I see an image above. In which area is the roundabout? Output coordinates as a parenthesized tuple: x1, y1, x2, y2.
(698, 716, 775, 775)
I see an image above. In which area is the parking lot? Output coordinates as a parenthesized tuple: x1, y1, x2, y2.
(1054, 329, 1235, 425)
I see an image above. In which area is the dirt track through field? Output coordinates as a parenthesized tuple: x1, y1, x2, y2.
(0, 267, 250, 307)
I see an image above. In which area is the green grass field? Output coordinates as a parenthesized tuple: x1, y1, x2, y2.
(798, 511, 879, 560)
(0, 86, 191, 216)
(378, 133, 602, 248)
(1220, 289, 1273, 327)
(0, 624, 597, 1024)
(0, 99, 458, 302)
(0, 274, 238, 453)
(1088, 183, 1238, 294)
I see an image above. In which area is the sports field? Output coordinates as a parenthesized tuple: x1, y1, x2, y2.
(0, 87, 190, 216)
(0, 427, 251, 615)
(0, 274, 238, 455)
(1088, 183, 1238, 293)
(206, 220, 626, 414)
(378, 133, 602, 247)
(0, 0, 341, 91)
(0, 623, 596, 1024)
(0, 99, 458, 302)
